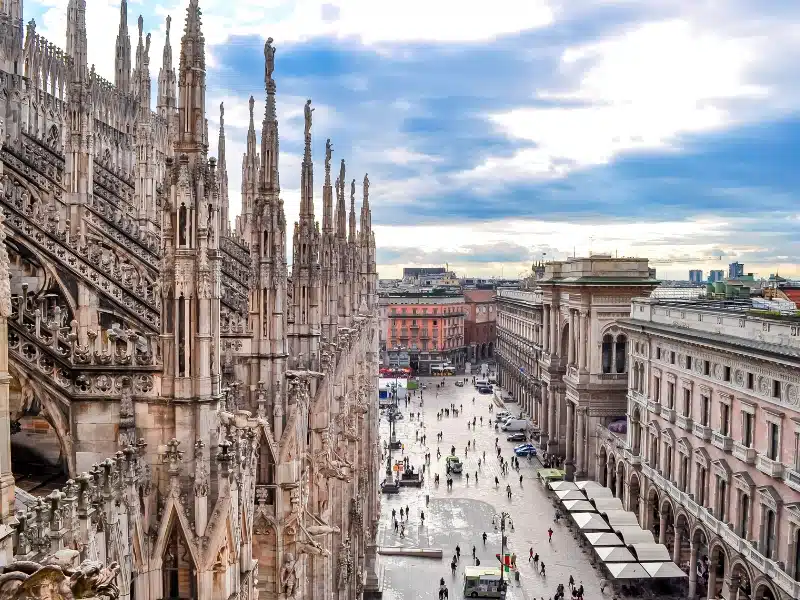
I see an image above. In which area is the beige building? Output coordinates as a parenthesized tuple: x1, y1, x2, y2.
(596, 296, 800, 600)
(0, 2, 381, 599)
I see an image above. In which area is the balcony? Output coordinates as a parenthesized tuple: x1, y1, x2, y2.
(784, 468, 800, 493)
(732, 441, 756, 465)
(623, 448, 642, 466)
(693, 422, 712, 442)
(660, 405, 676, 424)
(756, 454, 784, 478)
(711, 431, 733, 452)
(676, 414, 693, 432)
(647, 400, 661, 414)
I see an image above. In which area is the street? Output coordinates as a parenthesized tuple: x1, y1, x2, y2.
(378, 376, 608, 599)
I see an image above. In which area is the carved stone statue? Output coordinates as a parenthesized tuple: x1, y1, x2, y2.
(304, 99, 314, 137)
(280, 552, 299, 598)
(265, 37, 276, 81)
(0, 557, 121, 599)
(363, 173, 369, 198)
(325, 139, 332, 172)
(315, 425, 352, 481)
(350, 179, 355, 204)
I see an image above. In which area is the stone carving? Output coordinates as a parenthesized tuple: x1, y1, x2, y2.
(325, 139, 332, 173)
(280, 552, 299, 598)
(0, 556, 120, 599)
(304, 99, 314, 137)
(265, 37, 276, 81)
(315, 424, 352, 481)
(338, 537, 352, 589)
(118, 385, 135, 447)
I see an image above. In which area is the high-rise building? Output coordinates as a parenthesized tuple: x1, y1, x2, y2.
(689, 269, 703, 284)
(729, 261, 745, 279)
(709, 270, 725, 282)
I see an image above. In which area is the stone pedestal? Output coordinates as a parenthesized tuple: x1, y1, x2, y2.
(363, 543, 384, 598)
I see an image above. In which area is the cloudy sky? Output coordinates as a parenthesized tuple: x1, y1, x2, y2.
(29, 0, 800, 280)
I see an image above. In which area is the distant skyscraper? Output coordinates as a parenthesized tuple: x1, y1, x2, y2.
(709, 270, 725, 283)
(728, 261, 744, 279)
(689, 269, 703, 284)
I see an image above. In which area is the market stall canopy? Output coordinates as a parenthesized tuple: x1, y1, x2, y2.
(606, 563, 651, 580)
(615, 527, 656, 545)
(590, 497, 624, 512)
(574, 513, 613, 532)
(556, 489, 588, 501)
(602, 510, 640, 528)
(538, 468, 565, 482)
(641, 562, 688, 579)
(629, 543, 672, 562)
(586, 532, 625, 547)
(563, 500, 597, 513)
(548, 480, 578, 491)
(584, 487, 615, 500)
(575, 480, 603, 490)
(596, 546, 637, 563)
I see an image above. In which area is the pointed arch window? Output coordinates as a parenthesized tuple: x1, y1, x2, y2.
(615, 334, 628, 373)
(162, 525, 197, 599)
(602, 334, 613, 373)
(179, 203, 188, 246)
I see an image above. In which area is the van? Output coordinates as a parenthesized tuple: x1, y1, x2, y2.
(500, 419, 529, 432)
(475, 378, 489, 388)
(463, 566, 504, 598)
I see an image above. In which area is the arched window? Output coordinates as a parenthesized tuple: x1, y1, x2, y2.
(615, 334, 628, 373)
(179, 203, 187, 246)
(765, 509, 776, 559)
(739, 493, 749, 538)
(602, 334, 613, 373)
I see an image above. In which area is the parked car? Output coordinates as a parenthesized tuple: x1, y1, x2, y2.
(455, 381, 464, 387)
(514, 444, 537, 457)
(494, 411, 511, 422)
(478, 386, 493, 394)
(506, 433, 526, 442)
(446, 455, 463, 473)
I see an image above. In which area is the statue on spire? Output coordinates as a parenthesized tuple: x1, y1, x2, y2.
(265, 37, 276, 81)
(325, 139, 332, 173)
(363, 174, 369, 198)
(304, 99, 314, 137)
(350, 179, 355, 204)
(220, 101, 224, 127)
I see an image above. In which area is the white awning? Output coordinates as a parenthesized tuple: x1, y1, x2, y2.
(602, 510, 640, 528)
(590, 497, 624, 512)
(596, 546, 637, 563)
(615, 527, 655, 545)
(575, 480, 603, 490)
(549, 481, 578, 491)
(563, 500, 597, 513)
(573, 512, 613, 531)
(629, 543, 671, 562)
(640, 562, 688, 579)
(584, 487, 615, 499)
(556, 489, 587, 501)
(586, 532, 625, 547)
(606, 563, 651, 580)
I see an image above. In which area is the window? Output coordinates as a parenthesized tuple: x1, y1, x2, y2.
(656, 347, 662, 360)
(767, 422, 780, 461)
(701, 395, 710, 426)
(682, 389, 691, 417)
(724, 366, 731, 382)
(765, 509, 776, 559)
(602, 335, 613, 373)
(615, 335, 627, 373)
(697, 466, 707, 506)
(719, 403, 729, 436)
(739, 493, 749, 538)
(670, 351, 675, 364)
(747, 373, 754, 390)
(742, 412, 754, 447)
(667, 382, 674, 409)
(654, 377, 661, 402)
(794, 431, 800, 471)
(704, 360, 711, 376)
(686, 355, 692, 370)
(773, 380, 781, 399)
(718, 478, 727, 522)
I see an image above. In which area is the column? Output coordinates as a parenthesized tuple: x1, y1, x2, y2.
(542, 305, 550, 353)
(567, 309, 576, 364)
(616, 469, 623, 499)
(672, 527, 681, 563)
(548, 387, 558, 452)
(575, 408, 586, 474)
(688, 543, 698, 599)
(577, 310, 586, 371)
(706, 554, 717, 600)
(565, 401, 575, 463)
(539, 384, 549, 449)
(659, 514, 667, 545)
(606, 461, 614, 491)
(550, 305, 558, 355)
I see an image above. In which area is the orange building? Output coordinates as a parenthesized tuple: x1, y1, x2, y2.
(384, 293, 466, 374)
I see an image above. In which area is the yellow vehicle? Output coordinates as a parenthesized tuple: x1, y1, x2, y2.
(463, 566, 505, 598)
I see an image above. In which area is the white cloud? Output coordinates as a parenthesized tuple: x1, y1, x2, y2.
(459, 19, 769, 185)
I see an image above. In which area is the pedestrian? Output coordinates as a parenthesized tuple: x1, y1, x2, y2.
(495, 476, 499, 488)
(475, 471, 478, 483)
(466, 472, 470, 484)
(548, 527, 553, 542)
(511, 552, 517, 568)
(482, 532, 487, 545)
(472, 545, 476, 559)
(456, 544, 461, 560)
(406, 505, 409, 517)
(540, 562, 546, 576)
(450, 559, 456, 575)
(400, 523, 405, 538)
(519, 474, 523, 486)
(533, 553, 539, 567)
(394, 519, 398, 532)
(400, 507, 404, 520)
(421, 510, 425, 524)
(569, 575, 574, 590)
(599, 578, 608, 594)
(391, 508, 396, 520)
(506, 484, 512, 499)
(478, 458, 482, 468)
(529, 548, 533, 562)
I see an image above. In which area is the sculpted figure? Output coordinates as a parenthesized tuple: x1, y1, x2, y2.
(325, 139, 332, 171)
(280, 552, 299, 597)
(0, 557, 121, 599)
(304, 99, 314, 136)
(265, 37, 276, 80)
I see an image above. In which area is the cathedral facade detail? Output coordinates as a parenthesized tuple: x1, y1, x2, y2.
(0, 1, 380, 599)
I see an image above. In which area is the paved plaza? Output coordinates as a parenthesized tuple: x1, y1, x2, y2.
(377, 376, 608, 599)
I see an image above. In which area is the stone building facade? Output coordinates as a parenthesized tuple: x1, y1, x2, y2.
(495, 257, 658, 480)
(0, 2, 381, 599)
(463, 289, 496, 362)
(595, 296, 800, 600)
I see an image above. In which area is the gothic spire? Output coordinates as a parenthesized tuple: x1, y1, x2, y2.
(360, 173, 371, 234)
(132, 15, 151, 111)
(177, 0, 206, 148)
(239, 96, 259, 237)
(218, 102, 230, 234)
(261, 37, 279, 192)
(322, 139, 333, 234)
(348, 178, 356, 244)
(335, 159, 347, 239)
(114, 0, 131, 93)
(157, 15, 177, 116)
(299, 99, 314, 221)
(66, 0, 88, 82)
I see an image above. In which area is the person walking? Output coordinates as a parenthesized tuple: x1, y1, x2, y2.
(482, 532, 488, 545)
(495, 476, 499, 488)
(394, 519, 399, 533)
(533, 553, 539, 568)
(399, 507, 404, 520)
(472, 545, 476, 559)
(569, 575, 574, 590)
(519, 474, 523, 486)
(540, 562, 546, 576)
(506, 484, 512, 499)
(421, 510, 425, 525)
(548, 527, 553, 542)
(400, 523, 405, 538)
(391, 508, 396, 521)
(529, 548, 534, 562)
(466, 472, 470, 484)
(455, 544, 461, 561)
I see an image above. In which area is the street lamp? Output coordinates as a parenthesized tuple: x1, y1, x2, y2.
(495, 511, 510, 597)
